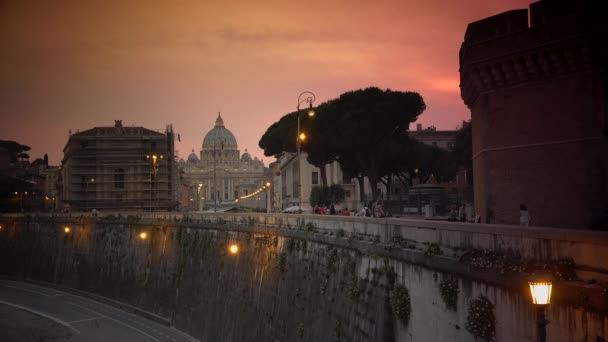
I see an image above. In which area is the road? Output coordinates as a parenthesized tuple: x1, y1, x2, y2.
(0, 279, 197, 342)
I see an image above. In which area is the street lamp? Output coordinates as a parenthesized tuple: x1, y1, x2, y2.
(146, 154, 164, 211)
(85, 178, 95, 212)
(265, 181, 272, 213)
(528, 279, 553, 342)
(229, 243, 239, 255)
(296, 91, 316, 212)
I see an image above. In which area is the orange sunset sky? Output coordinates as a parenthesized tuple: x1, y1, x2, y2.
(0, 0, 532, 165)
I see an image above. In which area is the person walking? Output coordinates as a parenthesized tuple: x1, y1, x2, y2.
(520, 204, 531, 227)
(373, 199, 385, 218)
(458, 203, 466, 222)
(330, 204, 336, 215)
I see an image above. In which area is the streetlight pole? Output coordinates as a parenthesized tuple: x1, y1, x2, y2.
(213, 139, 224, 212)
(296, 91, 316, 212)
(529, 279, 553, 342)
(265, 181, 271, 213)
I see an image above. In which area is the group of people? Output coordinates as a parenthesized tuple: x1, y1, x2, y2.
(312, 199, 389, 218)
(448, 203, 468, 222)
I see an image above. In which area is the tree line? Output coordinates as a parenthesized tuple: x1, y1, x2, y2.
(259, 87, 471, 202)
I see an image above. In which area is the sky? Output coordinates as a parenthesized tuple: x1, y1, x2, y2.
(0, 0, 531, 166)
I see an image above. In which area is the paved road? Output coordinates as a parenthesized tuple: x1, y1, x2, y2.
(0, 280, 197, 342)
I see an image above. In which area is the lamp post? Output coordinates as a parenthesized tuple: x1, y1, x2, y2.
(296, 91, 316, 212)
(196, 183, 202, 211)
(85, 178, 95, 212)
(146, 154, 164, 211)
(529, 279, 553, 342)
(213, 139, 224, 212)
(265, 181, 271, 213)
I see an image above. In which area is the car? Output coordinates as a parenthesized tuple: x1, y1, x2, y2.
(282, 206, 311, 214)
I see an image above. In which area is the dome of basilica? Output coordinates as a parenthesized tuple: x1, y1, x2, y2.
(187, 149, 199, 162)
(241, 149, 252, 161)
(202, 113, 238, 150)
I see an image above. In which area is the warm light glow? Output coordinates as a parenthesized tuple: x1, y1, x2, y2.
(64, 227, 70, 233)
(235, 199, 238, 202)
(198, 183, 203, 187)
(299, 132, 306, 141)
(229, 244, 239, 254)
(265, 182, 271, 187)
(90, 178, 95, 182)
(139, 232, 148, 240)
(152, 155, 158, 160)
(308, 109, 315, 117)
(529, 281, 552, 305)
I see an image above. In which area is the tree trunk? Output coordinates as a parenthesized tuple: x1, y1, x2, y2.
(357, 176, 365, 202)
(320, 165, 328, 186)
(385, 174, 393, 200)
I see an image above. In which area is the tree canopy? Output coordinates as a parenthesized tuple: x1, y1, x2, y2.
(260, 87, 457, 201)
(0, 140, 31, 163)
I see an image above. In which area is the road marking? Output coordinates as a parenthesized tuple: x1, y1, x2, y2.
(0, 280, 63, 297)
(69, 316, 104, 324)
(0, 300, 80, 334)
(64, 301, 163, 342)
(0, 283, 55, 298)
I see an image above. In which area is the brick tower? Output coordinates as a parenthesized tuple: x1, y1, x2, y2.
(459, 0, 607, 229)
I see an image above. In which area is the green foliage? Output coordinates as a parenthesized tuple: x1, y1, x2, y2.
(425, 243, 443, 256)
(390, 285, 411, 326)
(309, 184, 345, 206)
(465, 296, 496, 342)
(439, 275, 459, 311)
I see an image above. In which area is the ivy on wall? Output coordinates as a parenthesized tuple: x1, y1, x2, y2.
(465, 296, 496, 342)
(390, 285, 411, 326)
(439, 275, 459, 311)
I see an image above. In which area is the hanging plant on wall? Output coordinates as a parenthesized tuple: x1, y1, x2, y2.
(390, 284, 411, 326)
(465, 296, 496, 342)
(439, 275, 459, 311)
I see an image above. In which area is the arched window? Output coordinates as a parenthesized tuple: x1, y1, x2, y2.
(114, 168, 125, 189)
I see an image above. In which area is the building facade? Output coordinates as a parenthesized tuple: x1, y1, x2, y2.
(180, 114, 266, 211)
(61, 120, 177, 211)
(460, 0, 607, 228)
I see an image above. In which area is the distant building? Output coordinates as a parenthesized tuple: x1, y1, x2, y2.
(179, 113, 266, 211)
(276, 152, 370, 211)
(460, 0, 607, 228)
(409, 123, 456, 150)
(60, 120, 177, 211)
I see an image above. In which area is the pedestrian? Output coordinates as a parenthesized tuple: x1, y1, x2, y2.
(373, 199, 385, 218)
(361, 204, 370, 217)
(342, 207, 350, 216)
(330, 204, 336, 215)
(520, 204, 531, 227)
(458, 203, 466, 222)
(448, 204, 458, 221)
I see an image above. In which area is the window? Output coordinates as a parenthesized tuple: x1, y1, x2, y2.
(312, 172, 319, 185)
(224, 193, 228, 200)
(114, 168, 125, 189)
(151, 142, 156, 149)
(234, 190, 238, 199)
(342, 174, 351, 184)
(345, 190, 351, 198)
(244, 190, 248, 195)
(81, 176, 86, 189)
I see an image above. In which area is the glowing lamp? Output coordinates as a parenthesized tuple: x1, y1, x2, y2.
(229, 244, 239, 255)
(299, 132, 306, 142)
(529, 281, 552, 305)
(307, 109, 315, 117)
(265, 182, 271, 187)
(64, 227, 71, 233)
(139, 232, 148, 240)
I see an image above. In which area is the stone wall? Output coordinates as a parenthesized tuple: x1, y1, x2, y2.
(0, 213, 607, 341)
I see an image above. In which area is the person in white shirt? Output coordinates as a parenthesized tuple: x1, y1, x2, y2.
(519, 204, 531, 227)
